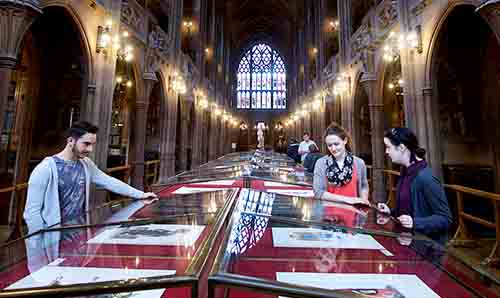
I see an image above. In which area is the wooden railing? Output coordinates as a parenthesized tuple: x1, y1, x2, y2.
(145, 160, 160, 186)
(0, 183, 28, 236)
(378, 168, 500, 266)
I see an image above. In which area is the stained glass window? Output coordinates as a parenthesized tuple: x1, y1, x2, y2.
(237, 44, 287, 109)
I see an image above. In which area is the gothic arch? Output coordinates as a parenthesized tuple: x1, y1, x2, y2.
(38, 2, 94, 83)
(424, 1, 498, 86)
(351, 72, 372, 161)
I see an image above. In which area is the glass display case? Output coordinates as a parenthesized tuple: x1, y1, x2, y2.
(4, 151, 499, 298)
(208, 187, 500, 298)
(0, 190, 238, 298)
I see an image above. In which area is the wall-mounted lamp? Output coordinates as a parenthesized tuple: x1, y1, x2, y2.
(172, 72, 187, 94)
(333, 73, 350, 96)
(383, 27, 423, 62)
(96, 19, 113, 53)
(388, 78, 404, 96)
(97, 19, 134, 62)
(240, 122, 248, 130)
(115, 75, 133, 88)
(329, 19, 339, 30)
(313, 98, 321, 109)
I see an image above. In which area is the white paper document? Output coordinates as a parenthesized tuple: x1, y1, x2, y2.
(272, 227, 386, 250)
(7, 262, 175, 298)
(87, 224, 205, 246)
(266, 189, 314, 197)
(173, 186, 229, 194)
(276, 272, 440, 298)
(263, 181, 304, 188)
(192, 180, 236, 186)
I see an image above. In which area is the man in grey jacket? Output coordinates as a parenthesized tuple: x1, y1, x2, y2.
(23, 121, 158, 234)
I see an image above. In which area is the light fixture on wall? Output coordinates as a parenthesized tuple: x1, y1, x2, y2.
(329, 19, 339, 30)
(96, 19, 113, 53)
(275, 122, 284, 130)
(312, 93, 323, 109)
(333, 73, 350, 96)
(172, 72, 187, 94)
(388, 78, 404, 96)
(97, 19, 134, 61)
(383, 27, 423, 62)
(115, 75, 133, 88)
(239, 122, 248, 130)
(183, 20, 193, 29)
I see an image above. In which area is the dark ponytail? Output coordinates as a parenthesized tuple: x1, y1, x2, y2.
(384, 127, 426, 163)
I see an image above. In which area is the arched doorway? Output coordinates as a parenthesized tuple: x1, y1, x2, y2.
(18, 7, 89, 170)
(382, 60, 405, 129)
(0, 6, 89, 233)
(431, 5, 499, 192)
(353, 79, 372, 165)
(108, 59, 136, 169)
(145, 76, 163, 179)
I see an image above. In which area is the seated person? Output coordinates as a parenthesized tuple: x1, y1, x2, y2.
(286, 138, 301, 163)
(303, 143, 324, 173)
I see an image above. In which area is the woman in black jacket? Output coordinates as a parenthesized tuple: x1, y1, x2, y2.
(378, 128, 452, 243)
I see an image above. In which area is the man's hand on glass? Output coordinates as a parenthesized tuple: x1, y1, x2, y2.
(142, 192, 159, 205)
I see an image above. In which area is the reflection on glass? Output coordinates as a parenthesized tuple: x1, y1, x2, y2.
(227, 190, 275, 255)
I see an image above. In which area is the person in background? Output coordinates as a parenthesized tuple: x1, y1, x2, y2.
(24, 121, 158, 234)
(378, 127, 452, 243)
(304, 143, 324, 173)
(298, 132, 317, 163)
(313, 122, 370, 206)
(287, 138, 301, 163)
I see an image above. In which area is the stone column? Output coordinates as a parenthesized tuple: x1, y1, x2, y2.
(361, 73, 386, 202)
(208, 110, 219, 160)
(304, 0, 312, 84)
(421, 86, 442, 177)
(131, 73, 157, 189)
(338, 0, 352, 66)
(0, 2, 41, 138)
(158, 83, 178, 183)
(396, 0, 418, 130)
(190, 96, 202, 167)
(178, 97, 189, 171)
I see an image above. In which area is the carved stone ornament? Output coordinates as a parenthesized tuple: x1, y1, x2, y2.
(121, 1, 144, 36)
(411, 0, 432, 16)
(350, 22, 372, 63)
(0, 1, 41, 66)
(377, 0, 398, 30)
(145, 48, 166, 73)
(148, 24, 169, 52)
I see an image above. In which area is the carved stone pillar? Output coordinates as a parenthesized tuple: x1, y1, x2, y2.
(158, 88, 178, 182)
(178, 98, 190, 171)
(208, 111, 219, 160)
(420, 86, 442, 178)
(0, 2, 41, 138)
(131, 74, 157, 189)
(361, 73, 386, 202)
(338, 0, 352, 66)
(190, 96, 203, 167)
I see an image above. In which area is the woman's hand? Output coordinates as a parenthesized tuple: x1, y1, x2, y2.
(377, 203, 391, 214)
(398, 215, 413, 229)
(352, 196, 371, 206)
